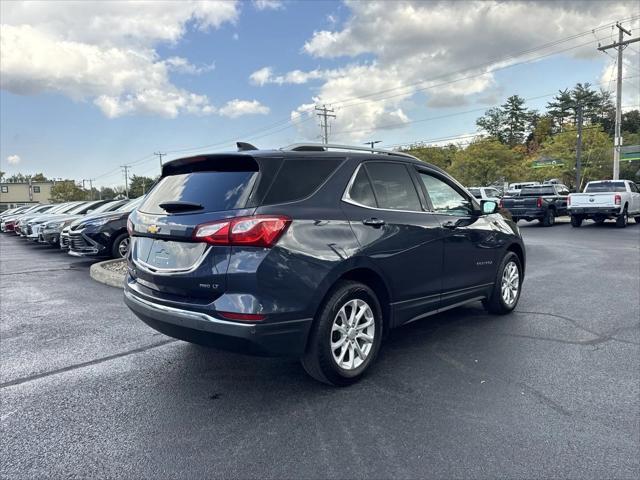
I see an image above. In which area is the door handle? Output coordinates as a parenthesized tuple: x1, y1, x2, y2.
(362, 218, 385, 227)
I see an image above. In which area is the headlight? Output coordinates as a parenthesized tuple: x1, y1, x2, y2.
(81, 216, 119, 228)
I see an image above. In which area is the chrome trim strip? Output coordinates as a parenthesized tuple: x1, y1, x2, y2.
(131, 241, 212, 276)
(124, 289, 254, 328)
(282, 142, 419, 160)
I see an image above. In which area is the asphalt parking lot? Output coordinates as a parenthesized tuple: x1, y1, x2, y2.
(1, 220, 639, 479)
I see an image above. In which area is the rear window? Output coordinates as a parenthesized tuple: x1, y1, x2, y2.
(468, 188, 481, 198)
(521, 186, 555, 195)
(139, 171, 258, 215)
(584, 181, 627, 193)
(261, 158, 342, 205)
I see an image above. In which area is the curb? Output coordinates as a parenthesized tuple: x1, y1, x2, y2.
(89, 258, 126, 288)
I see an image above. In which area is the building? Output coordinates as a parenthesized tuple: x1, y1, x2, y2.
(0, 181, 54, 211)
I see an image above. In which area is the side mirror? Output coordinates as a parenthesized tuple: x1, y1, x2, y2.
(481, 200, 498, 215)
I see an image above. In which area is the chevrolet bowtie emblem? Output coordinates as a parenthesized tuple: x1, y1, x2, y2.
(147, 224, 160, 234)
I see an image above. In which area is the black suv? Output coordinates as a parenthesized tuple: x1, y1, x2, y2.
(125, 143, 525, 385)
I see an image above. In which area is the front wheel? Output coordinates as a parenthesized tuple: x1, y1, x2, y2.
(301, 281, 383, 386)
(483, 252, 523, 315)
(570, 215, 583, 227)
(111, 233, 131, 258)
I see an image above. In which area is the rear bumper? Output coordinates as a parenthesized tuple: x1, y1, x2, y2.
(569, 207, 621, 216)
(124, 281, 313, 357)
(506, 208, 545, 219)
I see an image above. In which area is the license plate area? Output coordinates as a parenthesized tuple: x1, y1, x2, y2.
(132, 237, 208, 272)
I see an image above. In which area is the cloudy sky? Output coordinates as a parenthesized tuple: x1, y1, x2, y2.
(1, 0, 638, 187)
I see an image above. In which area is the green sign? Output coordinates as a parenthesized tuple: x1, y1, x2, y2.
(621, 145, 640, 162)
(532, 157, 564, 169)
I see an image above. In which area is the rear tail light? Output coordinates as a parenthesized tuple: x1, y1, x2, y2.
(218, 311, 266, 322)
(536, 197, 543, 208)
(193, 215, 291, 247)
(614, 194, 621, 206)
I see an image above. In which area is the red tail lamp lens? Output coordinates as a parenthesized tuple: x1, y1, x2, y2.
(193, 215, 290, 247)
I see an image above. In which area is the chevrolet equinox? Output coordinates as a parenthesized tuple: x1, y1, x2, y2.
(124, 143, 525, 386)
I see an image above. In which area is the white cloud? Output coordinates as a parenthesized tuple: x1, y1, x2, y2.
(599, 52, 640, 111)
(219, 99, 270, 118)
(0, 1, 244, 118)
(6, 154, 21, 165)
(253, 0, 284, 11)
(283, 1, 639, 141)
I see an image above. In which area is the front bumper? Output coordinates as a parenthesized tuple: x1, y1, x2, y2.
(124, 280, 313, 357)
(68, 230, 106, 256)
(569, 207, 621, 216)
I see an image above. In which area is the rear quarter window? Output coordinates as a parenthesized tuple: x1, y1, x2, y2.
(261, 158, 342, 205)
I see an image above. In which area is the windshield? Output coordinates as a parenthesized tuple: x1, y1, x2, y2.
(521, 186, 555, 195)
(117, 198, 143, 212)
(91, 201, 126, 213)
(584, 181, 627, 193)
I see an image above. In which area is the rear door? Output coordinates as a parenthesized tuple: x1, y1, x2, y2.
(342, 161, 443, 325)
(130, 157, 260, 301)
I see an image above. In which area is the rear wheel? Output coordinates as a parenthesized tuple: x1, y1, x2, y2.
(301, 281, 383, 386)
(111, 233, 130, 258)
(615, 207, 628, 228)
(483, 252, 522, 314)
(541, 209, 555, 227)
(570, 215, 583, 227)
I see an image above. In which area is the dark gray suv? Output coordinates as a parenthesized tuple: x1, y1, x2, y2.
(124, 143, 525, 385)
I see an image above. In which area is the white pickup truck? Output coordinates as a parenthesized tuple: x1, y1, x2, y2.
(568, 180, 640, 228)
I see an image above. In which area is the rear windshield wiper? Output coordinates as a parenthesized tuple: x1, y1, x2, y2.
(158, 201, 204, 213)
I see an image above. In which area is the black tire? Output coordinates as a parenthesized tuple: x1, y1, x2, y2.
(635, 216, 640, 224)
(483, 252, 523, 315)
(615, 207, 628, 228)
(541, 209, 555, 227)
(570, 215, 583, 228)
(301, 281, 383, 386)
(111, 232, 130, 258)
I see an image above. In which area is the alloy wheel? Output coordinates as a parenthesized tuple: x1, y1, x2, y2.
(331, 299, 375, 370)
(501, 261, 520, 306)
(118, 237, 130, 257)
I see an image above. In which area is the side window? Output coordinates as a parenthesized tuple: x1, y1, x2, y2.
(488, 189, 500, 198)
(364, 162, 422, 211)
(629, 182, 639, 193)
(419, 173, 474, 216)
(347, 166, 377, 208)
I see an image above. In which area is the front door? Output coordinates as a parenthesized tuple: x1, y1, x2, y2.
(415, 170, 499, 306)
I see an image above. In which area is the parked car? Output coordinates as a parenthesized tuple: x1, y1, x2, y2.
(39, 200, 128, 246)
(501, 183, 570, 226)
(67, 198, 142, 258)
(505, 181, 540, 196)
(123, 143, 526, 386)
(468, 186, 502, 203)
(0, 205, 34, 230)
(23, 202, 86, 241)
(11, 204, 58, 235)
(568, 180, 640, 228)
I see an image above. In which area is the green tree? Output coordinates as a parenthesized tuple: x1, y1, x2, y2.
(622, 110, 640, 134)
(0, 171, 5, 182)
(449, 138, 525, 186)
(546, 88, 573, 131)
(401, 144, 458, 170)
(31, 173, 49, 181)
(128, 175, 156, 198)
(476, 107, 506, 143)
(501, 95, 533, 147)
(50, 181, 87, 202)
(538, 125, 612, 190)
(99, 187, 116, 200)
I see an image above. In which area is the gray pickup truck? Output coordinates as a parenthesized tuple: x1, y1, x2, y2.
(500, 184, 570, 226)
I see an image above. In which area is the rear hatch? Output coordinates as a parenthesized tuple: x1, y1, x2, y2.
(503, 186, 555, 210)
(570, 193, 616, 207)
(129, 154, 266, 301)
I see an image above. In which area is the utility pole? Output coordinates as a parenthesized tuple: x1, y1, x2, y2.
(364, 140, 381, 151)
(598, 23, 639, 179)
(315, 104, 336, 144)
(121, 165, 130, 198)
(154, 152, 166, 172)
(575, 104, 583, 191)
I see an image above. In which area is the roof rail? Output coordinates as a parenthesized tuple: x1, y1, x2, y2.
(282, 143, 418, 160)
